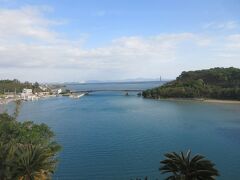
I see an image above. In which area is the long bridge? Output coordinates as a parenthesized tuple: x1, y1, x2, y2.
(70, 89, 144, 94)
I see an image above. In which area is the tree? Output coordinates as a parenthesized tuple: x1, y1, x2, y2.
(142, 67, 240, 100)
(159, 150, 219, 180)
(0, 112, 61, 179)
(10, 144, 59, 180)
(13, 100, 22, 119)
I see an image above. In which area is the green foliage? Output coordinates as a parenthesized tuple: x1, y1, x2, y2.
(143, 67, 240, 100)
(10, 144, 58, 180)
(0, 79, 42, 94)
(160, 150, 219, 180)
(0, 113, 61, 179)
(13, 100, 22, 119)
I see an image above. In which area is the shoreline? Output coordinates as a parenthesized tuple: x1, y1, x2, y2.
(0, 95, 57, 105)
(0, 98, 17, 105)
(2, 94, 240, 105)
(155, 98, 240, 104)
(202, 99, 240, 104)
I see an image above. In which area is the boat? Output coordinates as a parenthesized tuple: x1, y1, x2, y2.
(69, 93, 85, 99)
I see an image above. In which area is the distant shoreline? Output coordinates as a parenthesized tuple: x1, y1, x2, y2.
(155, 98, 240, 104)
(64, 80, 167, 85)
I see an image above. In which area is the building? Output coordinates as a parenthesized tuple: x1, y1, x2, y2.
(57, 89, 62, 94)
(21, 88, 37, 100)
(22, 88, 32, 94)
(51, 88, 62, 94)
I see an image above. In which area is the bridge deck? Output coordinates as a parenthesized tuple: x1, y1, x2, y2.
(71, 89, 143, 93)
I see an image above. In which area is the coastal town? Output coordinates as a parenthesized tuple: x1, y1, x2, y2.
(0, 79, 89, 105)
(0, 84, 63, 104)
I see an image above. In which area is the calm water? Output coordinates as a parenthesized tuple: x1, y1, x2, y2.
(4, 82, 240, 179)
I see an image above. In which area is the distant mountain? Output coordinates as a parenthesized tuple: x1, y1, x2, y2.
(142, 67, 240, 100)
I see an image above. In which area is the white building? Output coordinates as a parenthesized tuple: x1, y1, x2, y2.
(22, 89, 32, 94)
(57, 89, 62, 94)
(51, 88, 62, 94)
(21, 88, 38, 100)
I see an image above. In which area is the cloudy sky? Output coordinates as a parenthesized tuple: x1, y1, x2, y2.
(0, 0, 240, 82)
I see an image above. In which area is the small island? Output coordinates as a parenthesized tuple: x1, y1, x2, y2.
(142, 67, 240, 101)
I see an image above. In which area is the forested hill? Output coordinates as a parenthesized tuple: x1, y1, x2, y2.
(142, 67, 240, 100)
(0, 79, 41, 94)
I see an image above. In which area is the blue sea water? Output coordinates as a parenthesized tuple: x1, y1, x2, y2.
(3, 82, 240, 179)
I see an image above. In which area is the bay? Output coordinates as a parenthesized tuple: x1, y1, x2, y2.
(4, 81, 240, 179)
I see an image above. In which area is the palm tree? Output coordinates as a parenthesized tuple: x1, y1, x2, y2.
(10, 144, 58, 180)
(0, 140, 18, 179)
(159, 150, 219, 180)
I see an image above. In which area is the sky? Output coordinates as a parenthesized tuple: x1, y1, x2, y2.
(0, 0, 240, 82)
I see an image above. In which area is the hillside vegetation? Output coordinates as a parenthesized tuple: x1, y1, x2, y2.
(0, 79, 41, 94)
(142, 67, 240, 100)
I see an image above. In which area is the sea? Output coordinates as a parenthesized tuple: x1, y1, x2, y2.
(2, 81, 240, 179)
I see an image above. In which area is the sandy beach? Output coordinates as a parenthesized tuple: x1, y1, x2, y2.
(157, 98, 240, 104)
(202, 99, 240, 104)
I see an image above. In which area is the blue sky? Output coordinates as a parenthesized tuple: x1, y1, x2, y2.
(0, 0, 240, 82)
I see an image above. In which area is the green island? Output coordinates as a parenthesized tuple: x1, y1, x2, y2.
(142, 67, 240, 100)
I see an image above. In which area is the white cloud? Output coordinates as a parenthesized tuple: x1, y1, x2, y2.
(0, 33, 210, 69)
(0, 6, 239, 82)
(216, 34, 240, 60)
(203, 21, 238, 30)
(228, 34, 240, 40)
(0, 6, 59, 42)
